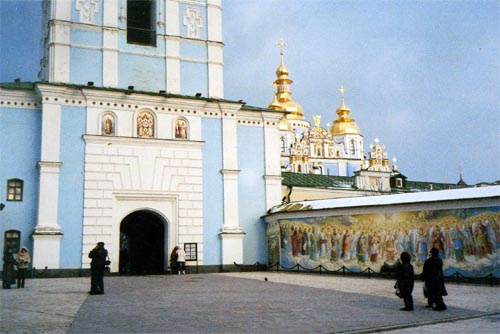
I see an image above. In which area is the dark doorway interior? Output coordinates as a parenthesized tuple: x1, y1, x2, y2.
(120, 210, 165, 275)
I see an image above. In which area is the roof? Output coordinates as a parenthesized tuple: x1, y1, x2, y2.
(282, 172, 354, 189)
(268, 185, 500, 215)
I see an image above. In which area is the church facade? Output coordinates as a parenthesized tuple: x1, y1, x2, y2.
(0, 0, 283, 274)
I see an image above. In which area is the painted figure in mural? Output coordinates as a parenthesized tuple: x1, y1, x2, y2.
(15, 247, 30, 288)
(357, 233, 368, 263)
(175, 119, 188, 139)
(370, 235, 380, 263)
(341, 230, 350, 262)
(430, 225, 446, 259)
(385, 232, 396, 262)
(280, 224, 286, 250)
(449, 227, 465, 262)
(2, 247, 16, 289)
(301, 227, 309, 255)
(422, 248, 447, 311)
(459, 223, 475, 256)
(482, 218, 497, 253)
(444, 226, 454, 260)
(417, 228, 429, 265)
(350, 230, 359, 262)
(309, 228, 318, 261)
(88, 242, 108, 295)
(395, 252, 414, 311)
(319, 228, 327, 257)
(330, 230, 339, 262)
(292, 227, 299, 257)
(472, 220, 488, 257)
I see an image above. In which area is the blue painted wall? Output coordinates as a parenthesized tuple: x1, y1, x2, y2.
(58, 106, 86, 268)
(237, 125, 266, 264)
(201, 118, 223, 265)
(0, 106, 41, 256)
(70, 48, 103, 86)
(119, 53, 166, 92)
(180, 61, 208, 97)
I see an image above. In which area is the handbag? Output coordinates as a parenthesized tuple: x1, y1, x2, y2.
(105, 255, 111, 266)
(394, 283, 402, 298)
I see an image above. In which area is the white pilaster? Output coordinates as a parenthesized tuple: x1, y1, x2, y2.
(103, 28, 119, 87)
(166, 39, 181, 94)
(263, 113, 284, 210)
(165, 0, 180, 36)
(208, 44, 224, 99)
(207, 0, 222, 42)
(50, 22, 71, 83)
(103, 0, 119, 27)
(32, 99, 63, 269)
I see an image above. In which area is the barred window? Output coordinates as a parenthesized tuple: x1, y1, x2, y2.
(4, 230, 20, 253)
(7, 179, 23, 201)
(127, 0, 156, 47)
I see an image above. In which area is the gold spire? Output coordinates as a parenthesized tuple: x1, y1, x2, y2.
(268, 40, 304, 120)
(329, 85, 360, 136)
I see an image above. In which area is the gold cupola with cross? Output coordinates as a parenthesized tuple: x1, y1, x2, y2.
(268, 40, 304, 121)
(330, 86, 361, 136)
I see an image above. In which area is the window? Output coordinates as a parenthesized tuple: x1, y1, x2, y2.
(4, 230, 20, 253)
(396, 178, 403, 188)
(7, 179, 23, 201)
(127, 0, 156, 46)
(350, 139, 355, 155)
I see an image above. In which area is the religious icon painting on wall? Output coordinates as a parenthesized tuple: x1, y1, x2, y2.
(102, 113, 115, 136)
(137, 111, 154, 138)
(175, 118, 188, 140)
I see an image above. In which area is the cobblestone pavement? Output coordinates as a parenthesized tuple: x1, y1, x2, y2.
(0, 272, 498, 333)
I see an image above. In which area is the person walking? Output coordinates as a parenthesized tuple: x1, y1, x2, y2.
(88, 242, 108, 295)
(2, 247, 16, 289)
(395, 252, 414, 311)
(422, 247, 447, 311)
(15, 247, 30, 288)
(176, 245, 186, 275)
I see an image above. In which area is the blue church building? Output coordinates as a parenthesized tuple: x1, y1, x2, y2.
(0, 0, 284, 274)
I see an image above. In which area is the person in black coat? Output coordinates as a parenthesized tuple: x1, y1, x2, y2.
(2, 247, 16, 289)
(422, 247, 447, 311)
(395, 252, 414, 311)
(89, 242, 108, 295)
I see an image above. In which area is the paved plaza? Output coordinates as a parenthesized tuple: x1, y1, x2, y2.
(0, 272, 498, 333)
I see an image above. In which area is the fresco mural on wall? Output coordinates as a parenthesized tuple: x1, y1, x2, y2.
(266, 206, 500, 277)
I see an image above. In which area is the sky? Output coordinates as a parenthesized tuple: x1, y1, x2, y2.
(0, 0, 498, 185)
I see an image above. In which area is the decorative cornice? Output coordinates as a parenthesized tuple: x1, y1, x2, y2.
(83, 134, 205, 149)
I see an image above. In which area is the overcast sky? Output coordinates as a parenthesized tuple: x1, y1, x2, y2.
(1, 0, 498, 185)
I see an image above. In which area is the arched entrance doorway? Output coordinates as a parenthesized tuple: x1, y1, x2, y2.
(119, 210, 166, 275)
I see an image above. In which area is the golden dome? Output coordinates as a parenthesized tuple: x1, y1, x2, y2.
(329, 86, 361, 136)
(268, 40, 304, 120)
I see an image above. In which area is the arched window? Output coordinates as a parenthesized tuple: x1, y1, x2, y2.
(280, 137, 285, 152)
(4, 230, 20, 252)
(137, 111, 155, 138)
(174, 118, 188, 140)
(350, 139, 356, 155)
(102, 112, 116, 136)
(7, 179, 23, 201)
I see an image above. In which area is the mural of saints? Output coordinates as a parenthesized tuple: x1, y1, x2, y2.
(267, 206, 500, 278)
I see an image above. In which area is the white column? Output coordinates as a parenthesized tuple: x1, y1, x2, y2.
(32, 102, 63, 269)
(219, 113, 244, 264)
(49, 1, 71, 83)
(263, 114, 284, 210)
(207, 0, 223, 98)
(103, 1, 119, 87)
(165, 0, 180, 94)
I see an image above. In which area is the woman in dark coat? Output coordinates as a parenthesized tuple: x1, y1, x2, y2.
(3, 247, 16, 289)
(422, 247, 447, 311)
(170, 246, 179, 274)
(395, 252, 414, 311)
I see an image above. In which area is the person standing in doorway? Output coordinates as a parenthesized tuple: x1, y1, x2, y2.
(88, 242, 108, 295)
(2, 247, 16, 289)
(15, 247, 30, 288)
(176, 245, 186, 275)
(169, 246, 179, 274)
(422, 247, 447, 311)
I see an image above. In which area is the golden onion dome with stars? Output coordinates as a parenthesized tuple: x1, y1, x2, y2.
(330, 85, 360, 136)
(268, 40, 304, 120)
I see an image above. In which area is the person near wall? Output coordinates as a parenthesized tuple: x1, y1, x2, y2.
(170, 246, 179, 274)
(395, 252, 414, 311)
(2, 247, 16, 289)
(88, 242, 108, 295)
(422, 247, 447, 311)
(176, 245, 186, 275)
(15, 247, 30, 288)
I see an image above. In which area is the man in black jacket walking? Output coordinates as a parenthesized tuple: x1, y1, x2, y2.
(422, 247, 447, 311)
(89, 242, 108, 295)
